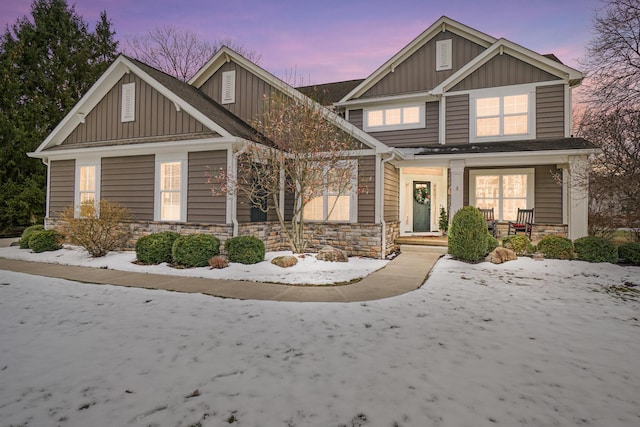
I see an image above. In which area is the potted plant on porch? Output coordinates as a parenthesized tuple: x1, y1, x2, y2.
(438, 206, 448, 236)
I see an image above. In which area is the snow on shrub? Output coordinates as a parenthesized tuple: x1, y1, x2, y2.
(448, 206, 488, 262)
(172, 234, 220, 268)
(135, 231, 181, 265)
(224, 235, 265, 265)
(537, 235, 574, 260)
(574, 236, 618, 263)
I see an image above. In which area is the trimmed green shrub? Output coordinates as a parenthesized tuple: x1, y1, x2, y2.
(487, 234, 500, 253)
(448, 206, 488, 262)
(28, 229, 62, 253)
(224, 236, 265, 265)
(172, 234, 220, 268)
(537, 235, 574, 260)
(618, 242, 640, 265)
(135, 231, 181, 265)
(502, 234, 534, 255)
(19, 224, 44, 249)
(574, 236, 618, 263)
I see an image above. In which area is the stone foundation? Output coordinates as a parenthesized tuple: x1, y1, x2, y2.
(384, 221, 400, 256)
(495, 222, 568, 242)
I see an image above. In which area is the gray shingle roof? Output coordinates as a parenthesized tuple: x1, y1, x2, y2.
(401, 138, 595, 156)
(296, 79, 365, 106)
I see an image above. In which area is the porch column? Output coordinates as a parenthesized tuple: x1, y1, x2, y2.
(567, 155, 589, 240)
(449, 159, 465, 217)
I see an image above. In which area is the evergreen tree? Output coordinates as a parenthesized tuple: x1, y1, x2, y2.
(0, 0, 118, 234)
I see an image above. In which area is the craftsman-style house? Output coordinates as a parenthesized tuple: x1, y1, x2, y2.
(30, 16, 594, 258)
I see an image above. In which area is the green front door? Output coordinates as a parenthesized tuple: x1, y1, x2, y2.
(413, 181, 431, 232)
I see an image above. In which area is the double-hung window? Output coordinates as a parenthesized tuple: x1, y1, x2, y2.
(364, 104, 425, 132)
(470, 169, 534, 221)
(75, 160, 100, 217)
(303, 161, 357, 222)
(470, 86, 534, 142)
(155, 154, 187, 222)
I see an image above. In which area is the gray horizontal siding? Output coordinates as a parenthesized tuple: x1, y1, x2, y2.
(358, 156, 376, 223)
(188, 150, 227, 223)
(384, 162, 399, 222)
(48, 159, 75, 217)
(101, 155, 154, 221)
(536, 84, 565, 139)
(445, 94, 469, 144)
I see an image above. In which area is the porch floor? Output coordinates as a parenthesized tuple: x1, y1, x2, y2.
(396, 235, 448, 247)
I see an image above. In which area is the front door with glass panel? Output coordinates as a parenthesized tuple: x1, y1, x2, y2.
(412, 181, 431, 232)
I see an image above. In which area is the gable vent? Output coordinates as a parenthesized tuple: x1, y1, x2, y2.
(221, 70, 236, 105)
(121, 82, 135, 122)
(436, 39, 452, 71)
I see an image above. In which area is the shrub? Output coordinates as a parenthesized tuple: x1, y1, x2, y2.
(618, 242, 640, 265)
(28, 229, 62, 253)
(537, 235, 574, 260)
(135, 231, 181, 265)
(574, 236, 618, 263)
(224, 236, 265, 264)
(59, 199, 132, 257)
(172, 234, 220, 268)
(209, 255, 230, 269)
(486, 234, 500, 253)
(19, 224, 44, 249)
(448, 206, 488, 262)
(502, 235, 534, 255)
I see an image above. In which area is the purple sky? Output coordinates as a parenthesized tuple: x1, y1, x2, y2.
(2, 0, 602, 84)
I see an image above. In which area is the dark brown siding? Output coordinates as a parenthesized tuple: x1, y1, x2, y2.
(446, 94, 469, 144)
(451, 54, 558, 91)
(48, 159, 75, 217)
(384, 162, 399, 222)
(101, 155, 154, 220)
(536, 84, 565, 139)
(358, 156, 376, 223)
(188, 150, 227, 223)
(200, 61, 276, 125)
(464, 165, 563, 223)
(63, 73, 209, 145)
(360, 31, 486, 98)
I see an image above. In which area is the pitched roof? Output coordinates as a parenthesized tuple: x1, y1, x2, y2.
(296, 79, 365, 106)
(400, 138, 595, 156)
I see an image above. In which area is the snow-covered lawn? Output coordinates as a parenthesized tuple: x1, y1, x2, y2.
(0, 257, 639, 426)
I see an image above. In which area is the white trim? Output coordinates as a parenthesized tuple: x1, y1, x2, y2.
(335, 91, 437, 109)
(154, 153, 188, 222)
(363, 103, 425, 132)
(221, 70, 236, 104)
(565, 85, 572, 137)
(436, 39, 452, 71)
(303, 160, 358, 223)
(121, 82, 135, 122)
(469, 168, 535, 220)
(438, 96, 446, 145)
(74, 157, 101, 217)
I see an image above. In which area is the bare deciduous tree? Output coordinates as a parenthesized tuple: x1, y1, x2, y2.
(125, 25, 261, 81)
(215, 93, 362, 253)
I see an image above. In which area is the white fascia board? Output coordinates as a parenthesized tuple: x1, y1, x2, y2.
(334, 91, 438, 108)
(432, 39, 584, 95)
(188, 46, 233, 88)
(339, 17, 496, 103)
(28, 137, 244, 161)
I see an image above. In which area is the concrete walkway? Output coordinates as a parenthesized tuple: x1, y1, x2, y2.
(0, 238, 446, 302)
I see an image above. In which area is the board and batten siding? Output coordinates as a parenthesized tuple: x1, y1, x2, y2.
(358, 156, 376, 223)
(536, 84, 565, 139)
(63, 73, 211, 145)
(348, 103, 439, 147)
(450, 54, 558, 91)
(359, 31, 486, 98)
(101, 155, 154, 221)
(463, 165, 563, 224)
(48, 159, 75, 217)
(188, 150, 227, 223)
(384, 162, 399, 222)
(445, 94, 469, 144)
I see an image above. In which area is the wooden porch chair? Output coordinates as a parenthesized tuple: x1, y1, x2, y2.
(508, 208, 534, 238)
(479, 208, 497, 237)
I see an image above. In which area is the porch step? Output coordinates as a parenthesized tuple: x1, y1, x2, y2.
(395, 236, 448, 247)
(399, 244, 448, 255)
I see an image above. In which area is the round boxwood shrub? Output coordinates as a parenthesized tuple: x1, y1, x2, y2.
(135, 231, 181, 265)
(537, 235, 574, 260)
(224, 235, 265, 265)
(171, 234, 220, 268)
(487, 234, 500, 253)
(28, 229, 62, 253)
(448, 206, 488, 262)
(618, 242, 640, 265)
(574, 236, 618, 263)
(502, 234, 534, 255)
(19, 224, 44, 249)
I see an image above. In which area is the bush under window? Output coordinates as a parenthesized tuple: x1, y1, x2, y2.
(224, 235, 265, 264)
(537, 235, 574, 260)
(574, 236, 618, 263)
(448, 206, 488, 262)
(135, 231, 181, 265)
(172, 234, 220, 268)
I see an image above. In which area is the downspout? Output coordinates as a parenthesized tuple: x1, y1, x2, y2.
(231, 144, 249, 237)
(379, 152, 396, 259)
(41, 157, 50, 225)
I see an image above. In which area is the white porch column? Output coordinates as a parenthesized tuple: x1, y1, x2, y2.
(567, 155, 589, 240)
(449, 159, 465, 217)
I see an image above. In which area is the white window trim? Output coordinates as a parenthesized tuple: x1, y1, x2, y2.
(154, 153, 188, 222)
(363, 103, 425, 132)
(121, 82, 135, 122)
(304, 160, 358, 223)
(469, 168, 535, 221)
(436, 39, 452, 71)
(469, 85, 536, 143)
(221, 70, 236, 105)
(74, 158, 101, 218)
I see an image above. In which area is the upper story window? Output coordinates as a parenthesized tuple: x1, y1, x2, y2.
(470, 86, 535, 142)
(363, 104, 425, 132)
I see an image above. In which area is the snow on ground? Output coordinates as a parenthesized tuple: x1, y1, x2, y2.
(0, 245, 388, 285)
(0, 257, 639, 427)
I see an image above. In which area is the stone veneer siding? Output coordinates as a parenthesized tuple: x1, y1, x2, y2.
(494, 222, 568, 242)
(385, 221, 400, 256)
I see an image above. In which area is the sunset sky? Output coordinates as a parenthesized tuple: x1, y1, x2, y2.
(2, 0, 603, 84)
